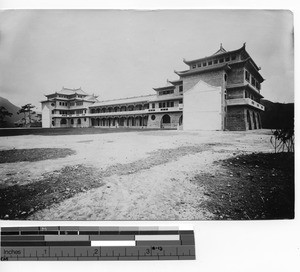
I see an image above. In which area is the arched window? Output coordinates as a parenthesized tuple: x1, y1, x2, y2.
(179, 115, 183, 125)
(77, 119, 81, 125)
(162, 114, 171, 124)
(60, 118, 67, 125)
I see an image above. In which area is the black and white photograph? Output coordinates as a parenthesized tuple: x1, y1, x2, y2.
(0, 9, 294, 221)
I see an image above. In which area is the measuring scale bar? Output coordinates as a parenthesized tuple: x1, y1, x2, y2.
(1, 226, 195, 261)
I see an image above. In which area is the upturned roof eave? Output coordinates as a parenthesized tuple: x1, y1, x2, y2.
(175, 63, 231, 77)
(183, 43, 246, 65)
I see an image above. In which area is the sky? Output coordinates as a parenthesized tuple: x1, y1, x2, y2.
(0, 10, 294, 110)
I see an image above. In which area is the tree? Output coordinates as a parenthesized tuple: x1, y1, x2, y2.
(0, 106, 13, 127)
(17, 104, 36, 127)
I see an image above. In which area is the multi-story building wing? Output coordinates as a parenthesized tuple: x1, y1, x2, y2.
(88, 95, 153, 128)
(41, 44, 265, 131)
(175, 43, 265, 130)
(41, 87, 98, 128)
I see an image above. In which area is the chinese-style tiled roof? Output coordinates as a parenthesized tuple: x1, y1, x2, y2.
(213, 44, 227, 55)
(58, 87, 88, 96)
(90, 94, 156, 107)
(153, 85, 176, 91)
(183, 43, 246, 65)
(175, 63, 231, 77)
(84, 95, 99, 102)
(45, 87, 90, 97)
(168, 79, 183, 85)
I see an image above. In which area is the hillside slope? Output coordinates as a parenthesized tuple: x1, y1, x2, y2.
(0, 97, 20, 127)
(260, 99, 294, 129)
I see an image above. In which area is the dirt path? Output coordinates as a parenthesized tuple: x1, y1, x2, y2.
(28, 151, 223, 220)
(1, 129, 275, 220)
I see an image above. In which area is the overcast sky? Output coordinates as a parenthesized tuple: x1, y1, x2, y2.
(0, 10, 294, 110)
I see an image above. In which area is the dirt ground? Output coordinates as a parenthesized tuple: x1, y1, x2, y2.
(0, 129, 294, 220)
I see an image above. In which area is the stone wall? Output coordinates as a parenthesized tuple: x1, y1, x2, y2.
(226, 106, 246, 131)
(227, 66, 244, 85)
(147, 112, 182, 129)
(226, 106, 262, 131)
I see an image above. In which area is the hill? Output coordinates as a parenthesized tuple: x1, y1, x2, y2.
(0, 97, 20, 127)
(260, 99, 294, 129)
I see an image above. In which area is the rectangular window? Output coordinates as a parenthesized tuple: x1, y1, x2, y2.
(231, 55, 236, 61)
(170, 101, 174, 107)
(203, 62, 207, 67)
(192, 65, 196, 69)
(179, 85, 183, 92)
(225, 56, 230, 62)
(208, 61, 212, 65)
(256, 81, 261, 90)
(152, 103, 155, 108)
(251, 76, 255, 86)
(213, 59, 218, 64)
(219, 58, 224, 63)
(179, 99, 183, 104)
(245, 70, 250, 82)
(197, 63, 201, 67)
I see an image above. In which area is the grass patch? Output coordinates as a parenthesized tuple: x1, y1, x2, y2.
(195, 152, 294, 220)
(0, 164, 104, 219)
(0, 148, 76, 163)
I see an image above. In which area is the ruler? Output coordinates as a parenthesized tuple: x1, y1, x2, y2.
(1, 226, 195, 261)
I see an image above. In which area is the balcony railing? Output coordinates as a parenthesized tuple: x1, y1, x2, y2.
(226, 98, 265, 111)
(52, 113, 87, 117)
(87, 109, 148, 117)
(52, 106, 183, 118)
(148, 106, 183, 113)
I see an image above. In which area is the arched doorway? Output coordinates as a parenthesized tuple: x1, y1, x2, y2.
(143, 116, 148, 126)
(179, 115, 183, 126)
(161, 114, 171, 129)
(252, 112, 257, 129)
(60, 118, 67, 125)
(247, 110, 252, 130)
(77, 118, 81, 127)
(257, 113, 261, 129)
(119, 117, 125, 126)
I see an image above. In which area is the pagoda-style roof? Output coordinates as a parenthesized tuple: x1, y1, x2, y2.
(182, 43, 262, 75)
(153, 85, 176, 92)
(58, 87, 88, 96)
(213, 43, 227, 55)
(175, 63, 231, 77)
(168, 79, 183, 85)
(183, 43, 246, 65)
(45, 87, 89, 97)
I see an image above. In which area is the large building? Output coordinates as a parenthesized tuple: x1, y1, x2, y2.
(41, 43, 265, 131)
